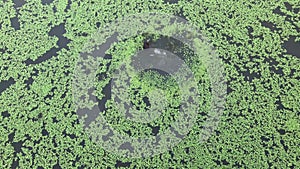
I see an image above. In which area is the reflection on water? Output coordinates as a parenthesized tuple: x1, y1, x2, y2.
(1, 1, 299, 167)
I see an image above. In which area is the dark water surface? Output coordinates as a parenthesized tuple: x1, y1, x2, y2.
(1, 1, 299, 168)
(25, 23, 71, 65)
(283, 36, 300, 59)
(0, 78, 15, 94)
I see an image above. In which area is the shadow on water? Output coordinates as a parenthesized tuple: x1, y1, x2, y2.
(143, 68, 171, 77)
(92, 34, 202, 117)
(143, 34, 189, 60)
(80, 34, 195, 136)
(25, 23, 71, 65)
(76, 81, 112, 128)
(75, 34, 191, 132)
(75, 34, 118, 127)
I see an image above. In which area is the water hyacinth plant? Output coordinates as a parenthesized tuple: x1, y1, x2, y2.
(0, 0, 299, 168)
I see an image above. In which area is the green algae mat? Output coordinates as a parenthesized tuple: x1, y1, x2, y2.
(0, 0, 300, 168)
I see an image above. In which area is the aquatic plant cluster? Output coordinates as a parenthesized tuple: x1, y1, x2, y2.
(0, 0, 299, 168)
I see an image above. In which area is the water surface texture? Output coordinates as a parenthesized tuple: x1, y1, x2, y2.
(0, 0, 299, 168)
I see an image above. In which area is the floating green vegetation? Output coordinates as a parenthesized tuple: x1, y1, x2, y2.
(0, 0, 299, 168)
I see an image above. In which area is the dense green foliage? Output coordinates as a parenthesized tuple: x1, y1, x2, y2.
(0, 0, 299, 168)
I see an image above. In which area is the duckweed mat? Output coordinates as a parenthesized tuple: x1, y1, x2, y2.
(0, 0, 299, 168)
